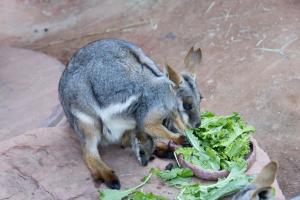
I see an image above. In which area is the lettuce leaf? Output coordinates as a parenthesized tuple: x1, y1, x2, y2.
(177, 165, 254, 200)
(99, 173, 152, 200)
(128, 191, 168, 200)
(153, 167, 193, 188)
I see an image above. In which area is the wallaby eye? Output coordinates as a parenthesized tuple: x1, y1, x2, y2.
(199, 92, 203, 100)
(139, 150, 145, 156)
(183, 102, 193, 110)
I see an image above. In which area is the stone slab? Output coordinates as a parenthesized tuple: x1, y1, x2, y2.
(0, 46, 64, 141)
(0, 127, 284, 200)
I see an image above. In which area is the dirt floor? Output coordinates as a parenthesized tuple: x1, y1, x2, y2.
(0, 0, 299, 198)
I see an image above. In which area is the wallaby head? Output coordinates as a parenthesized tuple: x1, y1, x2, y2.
(125, 131, 155, 166)
(232, 161, 278, 200)
(132, 132, 155, 166)
(165, 47, 203, 129)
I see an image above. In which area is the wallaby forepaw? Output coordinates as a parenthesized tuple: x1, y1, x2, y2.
(154, 149, 174, 159)
(104, 171, 121, 189)
(176, 135, 190, 146)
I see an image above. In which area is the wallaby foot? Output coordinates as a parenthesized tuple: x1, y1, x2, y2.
(83, 148, 120, 189)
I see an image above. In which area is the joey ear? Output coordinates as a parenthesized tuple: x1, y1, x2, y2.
(251, 187, 273, 200)
(254, 161, 278, 189)
(184, 46, 202, 75)
(165, 64, 182, 87)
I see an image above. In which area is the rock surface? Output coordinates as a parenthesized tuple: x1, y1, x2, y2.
(0, 46, 64, 141)
(0, 0, 299, 197)
(0, 127, 284, 200)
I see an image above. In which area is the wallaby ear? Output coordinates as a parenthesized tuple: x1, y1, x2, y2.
(251, 187, 274, 200)
(254, 161, 278, 189)
(165, 64, 182, 87)
(184, 46, 202, 75)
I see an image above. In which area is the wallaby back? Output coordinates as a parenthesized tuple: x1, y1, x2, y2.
(59, 39, 177, 143)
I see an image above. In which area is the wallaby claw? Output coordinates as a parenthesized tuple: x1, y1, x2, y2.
(106, 179, 121, 190)
(154, 148, 174, 159)
(92, 170, 121, 189)
(176, 135, 191, 146)
(105, 170, 121, 189)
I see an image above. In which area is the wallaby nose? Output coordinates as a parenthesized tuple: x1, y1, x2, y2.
(141, 160, 148, 166)
(195, 121, 201, 128)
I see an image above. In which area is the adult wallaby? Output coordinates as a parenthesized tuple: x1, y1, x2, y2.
(58, 38, 202, 189)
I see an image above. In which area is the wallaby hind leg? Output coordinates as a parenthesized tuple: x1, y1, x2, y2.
(76, 115, 120, 189)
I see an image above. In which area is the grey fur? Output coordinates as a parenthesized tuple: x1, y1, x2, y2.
(232, 184, 274, 200)
(58, 38, 202, 170)
(59, 39, 176, 139)
(178, 73, 202, 127)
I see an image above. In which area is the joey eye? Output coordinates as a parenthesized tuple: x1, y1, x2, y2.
(199, 92, 204, 100)
(183, 102, 192, 110)
(139, 150, 145, 156)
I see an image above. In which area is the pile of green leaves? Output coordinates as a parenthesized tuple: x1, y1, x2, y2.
(152, 167, 194, 188)
(176, 112, 255, 171)
(99, 112, 256, 200)
(176, 166, 254, 200)
(153, 166, 253, 200)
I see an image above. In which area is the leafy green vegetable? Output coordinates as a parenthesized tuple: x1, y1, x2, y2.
(176, 166, 254, 200)
(153, 167, 193, 188)
(99, 173, 153, 200)
(128, 191, 168, 200)
(176, 111, 255, 171)
(154, 165, 254, 200)
(153, 167, 193, 181)
(99, 111, 256, 200)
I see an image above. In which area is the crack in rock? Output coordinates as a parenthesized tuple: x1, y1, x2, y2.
(12, 165, 57, 200)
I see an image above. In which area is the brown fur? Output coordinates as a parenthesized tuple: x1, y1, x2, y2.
(154, 141, 175, 159)
(144, 123, 185, 145)
(254, 161, 278, 189)
(173, 113, 186, 131)
(120, 131, 131, 148)
(166, 64, 182, 86)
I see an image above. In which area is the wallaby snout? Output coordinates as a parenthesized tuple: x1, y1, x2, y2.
(165, 47, 203, 130)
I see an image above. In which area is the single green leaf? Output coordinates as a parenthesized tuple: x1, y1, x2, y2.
(128, 191, 168, 200)
(99, 173, 152, 200)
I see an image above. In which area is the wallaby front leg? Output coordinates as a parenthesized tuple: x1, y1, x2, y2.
(173, 114, 186, 132)
(144, 123, 186, 145)
(78, 120, 120, 189)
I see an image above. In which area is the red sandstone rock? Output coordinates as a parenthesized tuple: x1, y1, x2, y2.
(0, 46, 64, 141)
(0, 127, 284, 200)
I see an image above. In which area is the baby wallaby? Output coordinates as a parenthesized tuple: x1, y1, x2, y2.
(121, 131, 155, 166)
(232, 161, 278, 200)
(58, 38, 202, 189)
